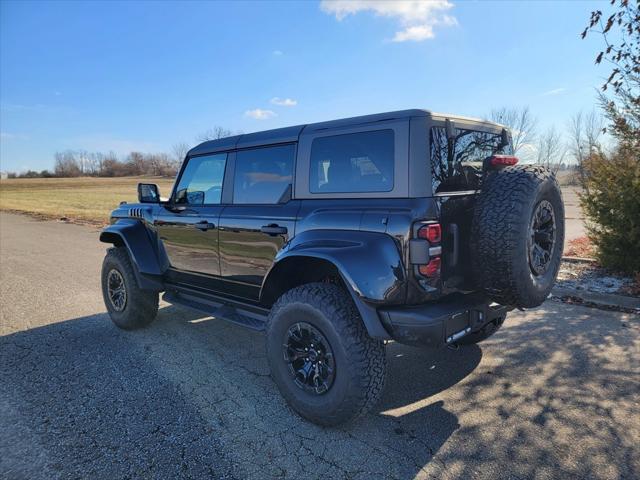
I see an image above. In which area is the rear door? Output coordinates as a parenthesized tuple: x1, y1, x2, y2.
(155, 152, 228, 277)
(218, 144, 299, 301)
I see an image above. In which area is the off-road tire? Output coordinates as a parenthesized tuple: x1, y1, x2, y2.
(471, 165, 564, 308)
(456, 314, 506, 345)
(101, 247, 159, 329)
(266, 283, 386, 426)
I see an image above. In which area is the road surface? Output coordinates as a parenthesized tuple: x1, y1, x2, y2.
(1, 212, 637, 479)
(562, 187, 586, 244)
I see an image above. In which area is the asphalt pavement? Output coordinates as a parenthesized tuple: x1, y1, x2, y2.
(0, 212, 638, 480)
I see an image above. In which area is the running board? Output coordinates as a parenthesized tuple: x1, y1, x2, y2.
(163, 289, 268, 331)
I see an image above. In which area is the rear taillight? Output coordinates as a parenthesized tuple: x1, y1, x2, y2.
(416, 222, 442, 278)
(488, 155, 518, 167)
(417, 224, 441, 243)
(419, 257, 441, 277)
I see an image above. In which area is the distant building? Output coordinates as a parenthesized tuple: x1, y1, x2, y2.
(0, 171, 8, 180)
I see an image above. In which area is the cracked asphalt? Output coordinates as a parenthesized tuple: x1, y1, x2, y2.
(1, 211, 638, 480)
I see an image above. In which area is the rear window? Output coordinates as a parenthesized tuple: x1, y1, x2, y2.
(233, 144, 295, 204)
(310, 129, 394, 193)
(430, 127, 512, 193)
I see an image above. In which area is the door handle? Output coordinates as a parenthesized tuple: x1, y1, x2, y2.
(194, 221, 215, 231)
(260, 224, 287, 235)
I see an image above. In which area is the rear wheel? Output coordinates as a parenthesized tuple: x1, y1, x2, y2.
(101, 247, 159, 329)
(471, 166, 565, 308)
(266, 283, 386, 426)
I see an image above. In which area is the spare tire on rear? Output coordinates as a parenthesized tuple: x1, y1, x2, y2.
(470, 165, 564, 308)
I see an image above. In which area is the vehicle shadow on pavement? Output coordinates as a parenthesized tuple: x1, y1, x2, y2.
(1, 302, 638, 479)
(0, 304, 478, 479)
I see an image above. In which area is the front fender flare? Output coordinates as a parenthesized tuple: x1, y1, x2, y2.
(100, 219, 168, 290)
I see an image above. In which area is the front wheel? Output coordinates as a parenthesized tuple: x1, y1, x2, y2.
(101, 247, 159, 330)
(266, 283, 386, 426)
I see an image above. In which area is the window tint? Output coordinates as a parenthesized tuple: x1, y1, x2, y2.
(430, 127, 513, 193)
(310, 129, 394, 193)
(174, 153, 227, 205)
(233, 144, 295, 204)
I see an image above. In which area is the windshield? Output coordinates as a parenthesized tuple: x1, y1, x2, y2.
(430, 126, 513, 193)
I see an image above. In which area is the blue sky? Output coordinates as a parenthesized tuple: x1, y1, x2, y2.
(1, 0, 606, 172)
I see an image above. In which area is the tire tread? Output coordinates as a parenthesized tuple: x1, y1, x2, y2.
(266, 283, 386, 426)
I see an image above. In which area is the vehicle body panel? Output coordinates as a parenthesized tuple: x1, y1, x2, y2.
(100, 109, 514, 346)
(218, 201, 301, 300)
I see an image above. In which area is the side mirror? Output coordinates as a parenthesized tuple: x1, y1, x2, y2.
(138, 183, 160, 203)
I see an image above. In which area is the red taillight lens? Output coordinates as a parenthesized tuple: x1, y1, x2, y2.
(418, 224, 441, 244)
(489, 155, 518, 167)
(419, 257, 441, 277)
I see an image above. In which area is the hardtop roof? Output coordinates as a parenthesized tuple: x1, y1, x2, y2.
(187, 108, 504, 156)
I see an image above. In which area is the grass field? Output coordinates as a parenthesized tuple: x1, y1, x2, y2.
(0, 177, 175, 224)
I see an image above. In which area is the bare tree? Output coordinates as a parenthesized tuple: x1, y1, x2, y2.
(582, 0, 639, 149)
(196, 126, 233, 142)
(536, 126, 566, 174)
(54, 151, 82, 177)
(172, 142, 190, 163)
(488, 106, 538, 160)
(568, 111, 603, 184)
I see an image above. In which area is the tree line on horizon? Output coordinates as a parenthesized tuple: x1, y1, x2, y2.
(3, 126, 235, 179)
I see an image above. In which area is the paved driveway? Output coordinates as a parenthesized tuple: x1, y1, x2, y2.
(1, 212, 638, 479)
(562, 186, 586, 243)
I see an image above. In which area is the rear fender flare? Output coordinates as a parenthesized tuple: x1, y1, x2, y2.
(261, 230, 406, 339)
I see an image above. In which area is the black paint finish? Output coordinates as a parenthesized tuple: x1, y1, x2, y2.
(100, 109, 511, 345)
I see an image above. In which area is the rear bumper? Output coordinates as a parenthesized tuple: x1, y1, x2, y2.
(378, 293, 512, 347)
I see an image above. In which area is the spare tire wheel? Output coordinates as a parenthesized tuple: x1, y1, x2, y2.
(470, 165, 565, 308)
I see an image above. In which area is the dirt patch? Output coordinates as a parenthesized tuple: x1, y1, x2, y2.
(0, 208, 108, 228)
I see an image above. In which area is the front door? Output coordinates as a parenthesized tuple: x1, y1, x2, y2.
(218, 144, 299, 300)
(155, 152, 228, 277)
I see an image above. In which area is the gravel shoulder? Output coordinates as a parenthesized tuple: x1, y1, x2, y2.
(1, 212, 638, 479)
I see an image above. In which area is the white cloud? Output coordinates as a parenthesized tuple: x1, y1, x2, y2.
(393, 25, 434, 42)
(270, 97, 297, 107)
(244, 108, 277, 120)
(320, 0, 457, 42)
(0, 131, 28, 141)
(272, 50, 284, 56)
(0, 103, 47, 112)
(541, 88, 566, 96)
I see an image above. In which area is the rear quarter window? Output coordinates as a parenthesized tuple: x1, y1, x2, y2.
(309, 129, 394, 193)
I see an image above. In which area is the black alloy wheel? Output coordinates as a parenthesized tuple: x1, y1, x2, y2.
(283, 322, 336, 395)
(107, 268, 127, 312)
(528, 199, 556, 276)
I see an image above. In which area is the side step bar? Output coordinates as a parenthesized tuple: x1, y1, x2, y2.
(163, 287, 269, 332)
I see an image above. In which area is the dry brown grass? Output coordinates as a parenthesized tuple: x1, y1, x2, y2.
(0, 176, 175, 224)
(564, 236, 596, 258)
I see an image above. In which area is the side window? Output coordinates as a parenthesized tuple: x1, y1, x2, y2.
(309, 129, 394, 193)
(174, 153, 227, 205)
(233, 144, 295, 204)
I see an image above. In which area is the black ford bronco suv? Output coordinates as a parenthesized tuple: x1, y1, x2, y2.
(100, 109, 564, 426)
